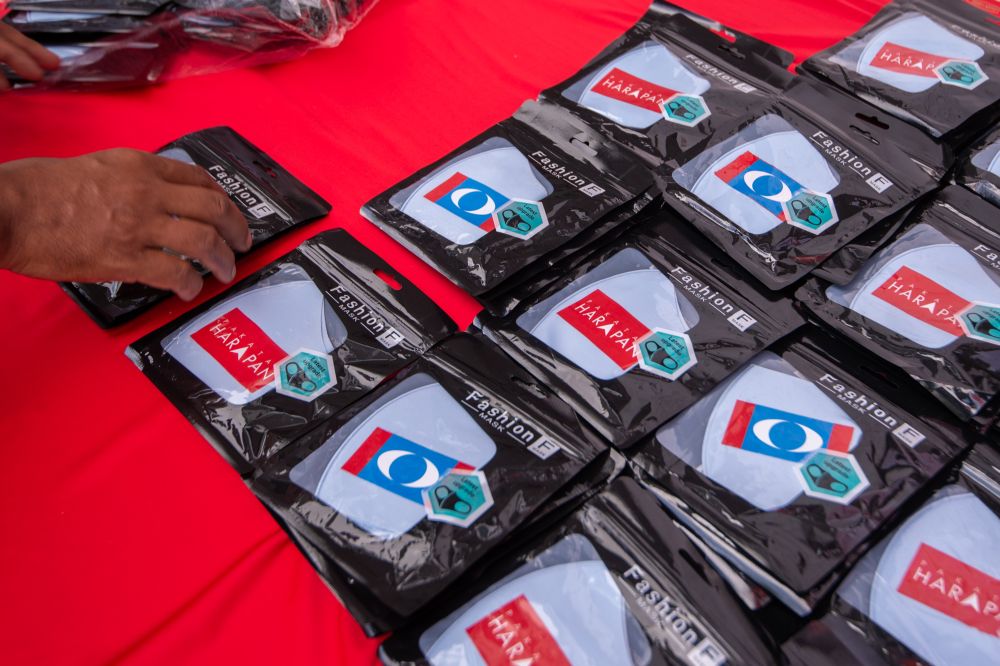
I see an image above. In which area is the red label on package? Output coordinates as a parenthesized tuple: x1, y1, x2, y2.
(465, 595, 571, 666)
(590, 67, 678, 112)
(191, 308, 288, 392)
(870, 42, 946, 77)
(557, 289, 650, 370)
(871, 265, 970, 336)
(897, 543, 1000, 637)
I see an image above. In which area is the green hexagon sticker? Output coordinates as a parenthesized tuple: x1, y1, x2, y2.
(492, 199, 549, 240)
(799, 451, 868, 504)
(661, 93, 710, 127)
(275, 349, 336, 402)
(635, 329, 696, 380)
(958, 302, 1000, 345)
(423, 469, 493, 527)
(782, 190, 838, 234)
(934, 60, 987, 89)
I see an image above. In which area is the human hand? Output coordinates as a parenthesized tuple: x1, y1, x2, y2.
(0, 148, 252, 301)
(0, 22, 60, 90)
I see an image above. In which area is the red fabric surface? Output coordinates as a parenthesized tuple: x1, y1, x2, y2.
(0, 1, 889, 664)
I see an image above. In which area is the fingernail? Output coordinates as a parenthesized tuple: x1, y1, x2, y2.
(243, 229, 253, 251)
(227, 264, 237, 282)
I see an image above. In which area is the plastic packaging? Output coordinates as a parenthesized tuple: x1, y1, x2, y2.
(798, 186, 1000, 421)
(629, 326, 972, 616)
(799, 0, 1000, 143)
(249, 333, 610, 635)
(126, 229, 455, 474)
(538, 7, 794, 166)
(783, 444, 1000, 666)
(362, 100, 655, 300)
(379, 477, 782, 666)
(478, 203, 803, 449)
(2, 0, 377, 89)
(660, 76, 946, 290)
(956, 123, 1000, 207)
(64, 126, 330, 327)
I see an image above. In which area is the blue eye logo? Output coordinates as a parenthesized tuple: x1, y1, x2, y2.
(423, 172, 509, 230)
(342, 427, 473, 504)
(722, 400, 855, 462)
(715, 151, 805, 220)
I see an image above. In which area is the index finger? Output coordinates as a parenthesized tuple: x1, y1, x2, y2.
(148, 152, 227, 192)
(154, 183, 251, 252)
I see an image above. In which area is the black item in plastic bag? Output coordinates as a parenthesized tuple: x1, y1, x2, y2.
(379, 477, 782, 666)
(660, 76, 946, 290)
(539, 8, 794, 167)
(64, 126, 330, 327)
(797, 186, 1000, 421)
(361, 100, 654, 298)
(8, 0, 167, 15)
(783, 444, 1000, 666)
(249, 333, 610, 635)
(4, 10, 150, 34)
(799, 0, 1000, 143)
(629, 327, 973, 616)
(478, 205, 804, 449)
(126, 229, 454, 474)
(957, 123, 1000, 207)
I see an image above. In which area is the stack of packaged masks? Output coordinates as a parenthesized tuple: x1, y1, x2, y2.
(124, 0, 1000, 661)
(1, 0, 377, 88)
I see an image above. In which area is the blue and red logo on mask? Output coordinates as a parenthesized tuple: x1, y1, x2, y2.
(424, 172, 509, 230)
(722, 400, 854, 462)
(342, 427, 473, 504)
(715, 151, 805, 221)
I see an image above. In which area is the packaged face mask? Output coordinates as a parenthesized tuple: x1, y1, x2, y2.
(800, 0, 1000, 141)
(662, 77, 945, 289)
(540, 7, 794, 166)
(783, 444, 1000, 666)
(798, 186, 1000, 421)
(379, 477, 781, 666)
(957, 124, 1000, 208)
(362, 100, 654, 297)
(64, 126, 330, 327)
(5, 10, 149, 33)
(127, 229, 454, 474)
(8, 0, 167, 15)
(629, 328, 971, 616)
(250, 333, 609, 634)
(478, 205, 803, 448)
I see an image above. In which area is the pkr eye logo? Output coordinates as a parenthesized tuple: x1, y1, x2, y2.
(423, 171, 509, 230)
(722, 400, 854, 462)
(341, 427, 473, 504)
(715, 151, 804, 220)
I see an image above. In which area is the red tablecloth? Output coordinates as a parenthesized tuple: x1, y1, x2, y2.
(0, 1, 890, 663)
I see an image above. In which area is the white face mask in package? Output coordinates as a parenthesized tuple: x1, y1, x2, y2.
(562, 40, 710, 130)
(837, 485, 1000, 665)
(162, 263, 347, 405)
(515, 248, 700, 381)
(657, 351, 861, 512)
(830, 12, 985, 94)
(827, 223, 1000, 350)
(672, 114, 841, 236)
(289, 372, 497, 539)
(418, 535, 652, 666)
(390, 137, 554, 246)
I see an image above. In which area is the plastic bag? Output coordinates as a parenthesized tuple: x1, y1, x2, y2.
(629, 326, 972, 616)
(798, 186, 1000, 421)
(660, 76, 945, 290)
(126, 229, 455, 474)
(63, 126, 330, 328)
(956, 123, 1000, 207)
(799, 0, 1000, 143)
(538, 7, 795, 166)
(782, 444, 1000, 666)
(362, 100, 655, 300)
(248, 333, 610, 635)
(1, 0, 377, 89)
(379, 477, 782, 666)
(478, 203, 803, 449)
